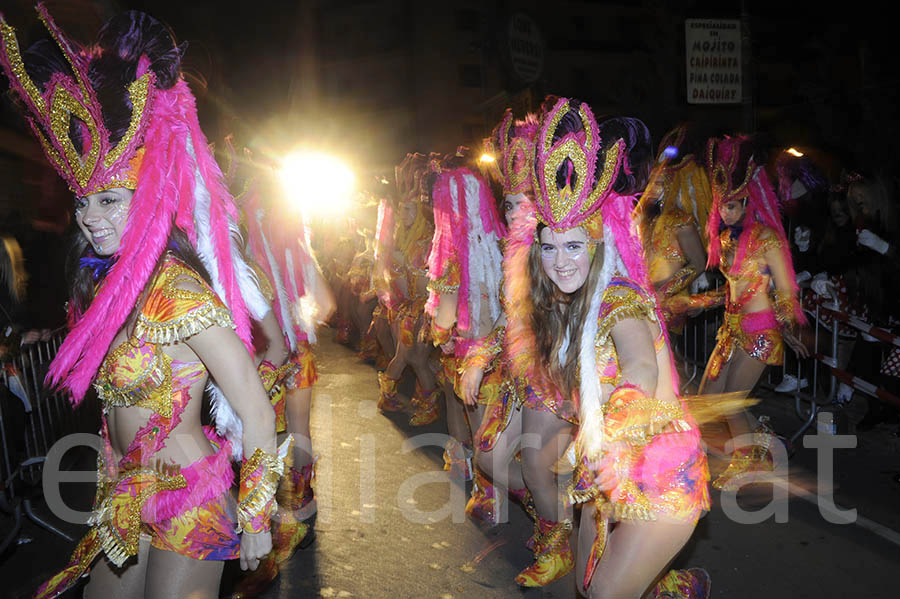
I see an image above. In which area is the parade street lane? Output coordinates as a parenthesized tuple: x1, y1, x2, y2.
(222, 330, 899, 599)
(228, 329, 572, 599)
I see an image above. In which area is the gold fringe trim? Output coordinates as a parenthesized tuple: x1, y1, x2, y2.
(595, 299, 657, 346)
(609, 500, 656, 522)
(88, 465, 187, 567)
(237, 441, 289, 533)
(568, 484, 599, 505)
(270, 363, 300, 398)
(426, 279, 459, 294)
(135, 305, 235, 345)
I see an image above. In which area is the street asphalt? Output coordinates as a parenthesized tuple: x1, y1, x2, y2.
(3, 328, 898, 598)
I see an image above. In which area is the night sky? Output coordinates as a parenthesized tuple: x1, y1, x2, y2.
(1, 0, 897, 175)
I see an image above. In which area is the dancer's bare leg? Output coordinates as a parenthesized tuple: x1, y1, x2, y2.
(521, 407, 573, 521)
(476, 406, 525, 491)
(408, 339, 437, 392)
(577, 503, 696, 599)
(374, 315, 395, 361)
(354, 298, 376, 338)
(144, 545, 224, 599)
(285, 386, 314, 469)
(385, 337, 410, 381)
(699, 346, 767, 442)
(83, 538, 149, 599)
(445, 384, 470, 446)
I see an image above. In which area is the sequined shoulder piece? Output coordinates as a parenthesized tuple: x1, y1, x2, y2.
(749, 223, 783, 255)
(134, 255, 235, 344)
(596, 277, 659, 345)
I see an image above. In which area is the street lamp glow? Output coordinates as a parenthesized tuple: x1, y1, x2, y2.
(279, 150, 355, 216)
(786, 147, 804, 157)
(479, 153, 496, 164)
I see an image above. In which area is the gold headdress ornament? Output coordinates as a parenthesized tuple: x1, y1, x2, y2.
(707, 135, 756, 205)
(0, 5, 153, 195)
(531, 97, 624, 237)
(484, 108, 539, 196)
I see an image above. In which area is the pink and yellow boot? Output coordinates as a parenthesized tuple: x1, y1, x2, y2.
(357, 330, 379, 363)
(465, 469, 500, 526)
(515, 517, 574, 587)
(712, 416, 776, 491)
(377, 371, 404, 412)
(271, 465, 313, 564)
(295, 461, 317, 522)
(651, 568, 711, 598)
(409, 381, 441, 426)
(230, 555, 280, 599)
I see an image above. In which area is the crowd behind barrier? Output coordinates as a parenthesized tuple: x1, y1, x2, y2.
(676, 284, 900, 448)
(1, 330, 99, 556)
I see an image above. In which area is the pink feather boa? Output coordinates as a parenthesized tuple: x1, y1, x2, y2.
(141, 427, 234, 523)
(425, 168, 505, 333)
(502, 203, 544, 385)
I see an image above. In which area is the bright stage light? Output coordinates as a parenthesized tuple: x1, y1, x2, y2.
(279, 150, 355, 217)
(479, 153, 496, 164)
(786, 147, 804, 157)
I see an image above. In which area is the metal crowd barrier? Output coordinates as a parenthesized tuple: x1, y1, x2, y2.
(1, 331, 98, 555)
(676, 287, 900, 449)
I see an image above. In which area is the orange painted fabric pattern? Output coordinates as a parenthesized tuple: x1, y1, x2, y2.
(287, 340, 318, 389)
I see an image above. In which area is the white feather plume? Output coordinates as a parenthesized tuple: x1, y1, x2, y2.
(576, 225, 624, 463)
(460, 173, 504, 329)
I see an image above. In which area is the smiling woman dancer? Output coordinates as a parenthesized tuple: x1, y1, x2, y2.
(0, 8, 286, 599)
(504, 97, 711, 598)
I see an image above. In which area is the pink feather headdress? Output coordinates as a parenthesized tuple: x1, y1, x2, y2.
(484, 109, 539, 196)
(1, 8, 259, 420)
(426, 165, 506, 334)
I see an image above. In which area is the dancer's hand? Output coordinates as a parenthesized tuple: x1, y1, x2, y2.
(460, 366, 484, 406)
(240, 530, 273, 571)
(783, 328, 809, 358)
(592, 442, 630, 496)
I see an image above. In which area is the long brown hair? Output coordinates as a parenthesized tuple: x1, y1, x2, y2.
(528, 224, 605, 399)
